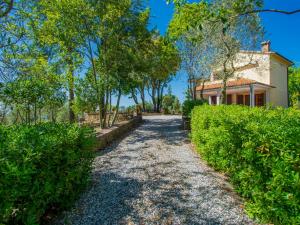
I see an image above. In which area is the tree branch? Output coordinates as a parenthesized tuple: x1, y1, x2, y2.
(0, 0, 14, 18)
(240, 9, 300, 16)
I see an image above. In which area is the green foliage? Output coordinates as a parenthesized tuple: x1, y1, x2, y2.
(0, 0, 13, 18)
(289, 67, 300, 108)
(150, 35, 181, 80)
(168, 2, 210, 40)
(167, 0, 263, 14)
(0, 123, 95, 224)
(74, 76, 99, 114)
(168, 0, 263, 40)
(0, 44, 66, 124)
(182, 99, 206, 117)
(162, 94, 181, 114)
(191, 105, 300, 224)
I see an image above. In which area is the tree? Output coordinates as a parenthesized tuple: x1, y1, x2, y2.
(0, 0, 67, 124)
(36, 0, 93, 123)
(168, 2, 211, 100)
(80, 0, 150, 128)
(0, 46, 65, 124)
(74, 75, 99, 116)
(289, 67, 300, 108)
(128, 9, 153, 111)
(162, 88, 181, 114)
(206, 0, 263, 103)
(0, 0, 181, 126)
(167, 0, 300, 16)
(168, 0, 263, 104)
(147, 35, 181, 112)
(0, 0, 26, 79)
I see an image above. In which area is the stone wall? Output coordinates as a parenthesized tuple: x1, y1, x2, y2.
(84, 112, 134, 125)
(94, 116, 143, 151)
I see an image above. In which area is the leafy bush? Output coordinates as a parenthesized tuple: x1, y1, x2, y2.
(0, 123, 95, 224)
(162, 94, 181, 114)
(191, 105, 300, 224)
(289, 67, 300, 108)
(182, 99, 206, 117)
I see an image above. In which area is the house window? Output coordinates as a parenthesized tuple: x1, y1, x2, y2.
(237, 95, 244, 105)
(245, 95, 250, 106)
(255, 93, 265, 106)
(227, 95, 232, 105)
(211, 96, 217, 105)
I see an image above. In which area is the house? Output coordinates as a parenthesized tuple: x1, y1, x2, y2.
(196, 41, 294, 107)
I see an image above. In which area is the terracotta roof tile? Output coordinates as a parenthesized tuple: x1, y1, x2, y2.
(196, 78, 258, 91)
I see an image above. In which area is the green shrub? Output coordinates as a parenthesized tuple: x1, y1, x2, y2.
(162, 95, 181, 115)
(182, 99, 207, 117)
(0, 123, 95, 224)
(191, 105, 300, 224)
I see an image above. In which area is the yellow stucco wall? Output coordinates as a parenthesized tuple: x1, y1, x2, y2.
(235, 53, 271, 84)
(204, 52, 290, 107)
(269, 56, 289, 107)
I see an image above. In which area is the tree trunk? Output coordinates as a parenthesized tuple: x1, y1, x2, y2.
(156, 82, 160, 113)
(102, 88, 109, 128)
(67, 55, 76, 123)
(222, 78, 227, 104)
(51, 107, 55, 123)
(99, 107, 103, 129)
(14, 109, 20, 124)
(34, 102, 37, 124)
(138, 85, 146, 112)
(108, 90, 112, 125)
(69, 83, 75, 123)
(193, 76, 197, 100)
(151, 83, 157, 112)
(99, 95, 105, 129)
(188, 73, 196, 100)
(200, 79, 206, 101)
(87, 37, 103, 129)
(131, 88, 139, 105)
(110, 89, 121, 127)
(188, 79, 192, 100)
(141, 91, 146, 112)
(27, 103, 31, 125)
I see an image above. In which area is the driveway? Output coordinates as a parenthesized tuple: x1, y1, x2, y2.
(55, 115, 254, 225)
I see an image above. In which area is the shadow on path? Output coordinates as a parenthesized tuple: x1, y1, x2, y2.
(54, 115, 254, 225)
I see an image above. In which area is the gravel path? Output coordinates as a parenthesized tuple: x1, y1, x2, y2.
(55, 115, 255, 225)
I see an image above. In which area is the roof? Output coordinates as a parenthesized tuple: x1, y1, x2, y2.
(196, 78, 275, 91)
(271, 52, 294, 66)
(239, 50, 294, 66)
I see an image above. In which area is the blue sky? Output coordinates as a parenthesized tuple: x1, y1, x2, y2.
(120, 0, 300, 107)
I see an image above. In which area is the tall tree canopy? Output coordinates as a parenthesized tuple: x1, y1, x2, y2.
(0, 0, 181, 125)
(168, 0, 263, 103)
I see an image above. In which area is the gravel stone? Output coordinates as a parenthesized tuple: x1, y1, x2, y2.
(54, 115, 255, 225)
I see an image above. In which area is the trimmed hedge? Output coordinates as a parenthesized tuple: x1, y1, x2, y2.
(191, 105, 300, 224)
(0, 123, 95, 224)
(182, 99, 207, 117)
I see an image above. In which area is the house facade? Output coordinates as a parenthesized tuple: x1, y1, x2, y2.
(196, 41, 294, 107)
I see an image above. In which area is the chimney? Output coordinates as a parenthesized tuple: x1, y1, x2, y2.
(261, 41, 271, 53)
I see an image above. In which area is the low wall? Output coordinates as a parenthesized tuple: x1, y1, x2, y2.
(143, 112, 182, 116)
(94, 116, 143, 151)
(182, 116, 191, 130)
(84, 112, 134, 124)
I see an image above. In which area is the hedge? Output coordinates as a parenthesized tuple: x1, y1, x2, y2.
(0, 123, 95, 224)
(191, 105, 300, 224)
(182, 99, 207, 117)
